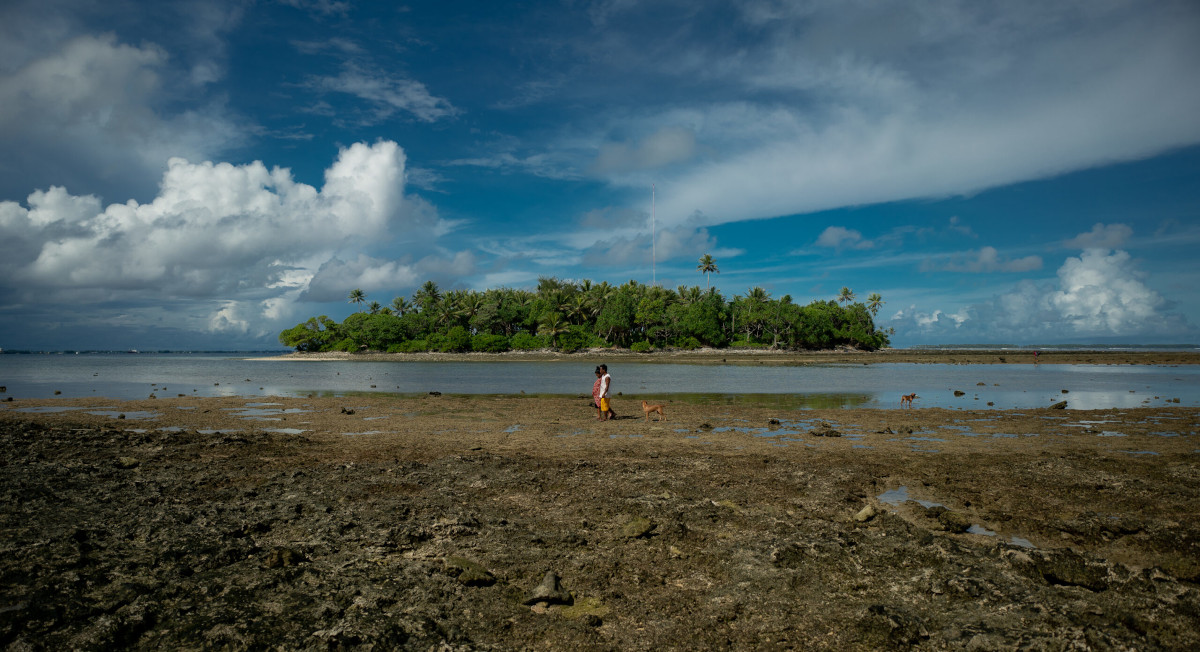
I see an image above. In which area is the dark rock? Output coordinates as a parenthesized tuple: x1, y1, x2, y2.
(1031, 549, 1110, 591)
(525, 571, 573, 606)
(953, 390, 966, 397)
(444, 556, 496, 586)
(622, 516, 655, 539)
(264, 546, 306, 568)
(861, 604, 929, 646)
(1050, 401, 1068, 409)
(937, 510, 972, 533)
(855, 505, 877, 522)
(340, 407, 355, 415)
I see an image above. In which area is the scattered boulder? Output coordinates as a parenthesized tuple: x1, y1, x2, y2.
(1049, 401, 1068, 409)
(560, 596, 608, 626)
(621, 516, 655, 539)
(860, 604, 929, 647)
(524, 571, 572, 606)
(935, 509, 972, 534)
(115, 457, 140, 469)
(428, 391, 442, 396)
(264, 547, 306, 568)
(340, 407, 356, 415)
(953, 390, 966, 397)
(1030, 549, 1110, 591)
(444, 557, 496, 587)
(809, 424, 841, 437)
(855, 504, 877, 523)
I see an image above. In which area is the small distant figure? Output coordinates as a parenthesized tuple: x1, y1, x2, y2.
(1033, 350, 1040, 365)
(642, 400, 666, 422)
(599, 364, 616, 421)
(900, 393, 918, 408)
(591, 367, 604, 421)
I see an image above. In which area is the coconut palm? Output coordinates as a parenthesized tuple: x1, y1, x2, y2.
(347, 288, 366, 310)
(837, 286, 856, 304)
(368, 300, 382, 314)
(390, 297, 412, 316)
(697, 254, 719, 289)
(566, 295, 593, 325)
(414, 281, 442, 312)
(866, 292, 885, 316)
(456, 292, 484, 323)
(538, 312, 568, 349)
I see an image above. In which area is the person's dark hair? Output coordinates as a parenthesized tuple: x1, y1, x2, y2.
(599, 364, 607, 372)
(594, 366, 602, 374)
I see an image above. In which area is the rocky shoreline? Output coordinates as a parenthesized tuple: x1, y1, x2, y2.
(2, 395, 1198, 649)
(259, 348, 1200, 366)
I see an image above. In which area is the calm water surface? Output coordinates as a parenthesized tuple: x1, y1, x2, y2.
(2, 353, 1198, 410)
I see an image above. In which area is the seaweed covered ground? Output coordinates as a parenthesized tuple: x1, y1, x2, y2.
(2, 395, 1198, 650)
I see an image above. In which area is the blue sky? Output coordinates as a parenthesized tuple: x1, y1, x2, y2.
(1, 0, 1198, 350)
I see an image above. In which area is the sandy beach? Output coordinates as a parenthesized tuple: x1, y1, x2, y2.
(2, 392, 1198, 649)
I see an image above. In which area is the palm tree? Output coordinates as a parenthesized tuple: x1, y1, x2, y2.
(348, 288, 366, 311)
(414, 280, 442, 312)
(697, 254, 719, 289)
(866, 292, 884, 316)
(837, 287, 856, 304)
(538, 312, 568, 349)
(456, 292, 484, 324)
(566, 295, 593, 325)
(368, 300, 382, 315)
(434, 302, 459, 330)
(390, 297, 412, 316)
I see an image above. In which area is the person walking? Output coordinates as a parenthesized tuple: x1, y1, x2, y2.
(591, 366, 604, 421)
(598, 364, 616, 421)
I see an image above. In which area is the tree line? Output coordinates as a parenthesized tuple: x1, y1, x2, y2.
(279, 276, 891, 354)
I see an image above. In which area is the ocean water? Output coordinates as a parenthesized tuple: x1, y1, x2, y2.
(2, 352, 1198, 410)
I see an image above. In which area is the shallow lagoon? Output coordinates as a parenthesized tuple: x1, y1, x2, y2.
(1, 352, 1198, 409)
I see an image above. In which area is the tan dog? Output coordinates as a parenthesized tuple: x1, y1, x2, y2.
(900, 393, 918, 408)
(642, 400, 666, 422)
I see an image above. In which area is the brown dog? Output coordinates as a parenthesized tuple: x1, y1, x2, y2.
(642, 400, 666, 422)
(900, 393, 918, 408)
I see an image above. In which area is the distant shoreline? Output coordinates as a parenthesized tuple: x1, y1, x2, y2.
(252, 348, 1200, 365)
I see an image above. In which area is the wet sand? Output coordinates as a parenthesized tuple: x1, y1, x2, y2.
(2, 393, 1198, 649)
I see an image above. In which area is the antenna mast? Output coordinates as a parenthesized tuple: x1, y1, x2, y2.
(651, 184, 656, 286)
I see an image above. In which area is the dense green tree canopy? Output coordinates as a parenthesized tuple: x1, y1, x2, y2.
(280, 278, 889, 353)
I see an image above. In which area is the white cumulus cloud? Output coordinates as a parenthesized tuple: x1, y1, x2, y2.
(0, 140, 471, 344)
(893, 248, 1190, 342)
(1064, 222, 1133, 250)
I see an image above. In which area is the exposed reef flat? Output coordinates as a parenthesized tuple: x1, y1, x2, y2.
(2, 395, 1198, 649)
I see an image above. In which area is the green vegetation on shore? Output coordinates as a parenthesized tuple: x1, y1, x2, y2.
(280, 278, 890, 354)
